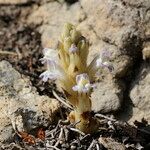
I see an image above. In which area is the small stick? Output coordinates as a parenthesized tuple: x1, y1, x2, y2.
(0, 50, 18, 56)
(47, 145, 61, 150)
(52, 90, 73, 110)
(68, 120, 81, 128)
(87, 140, 96, 150)
(15, 48, 22, 59)
(96, 143, 100, 150)
(54, 127, 64, 147)
(108, 120, 115, 130)
(69, 127, 85, 136)
(95, 113, 116, 122)
(59, 107, 65, 120)
(80, 134, 90, 141)
(53, 120, 62, 137)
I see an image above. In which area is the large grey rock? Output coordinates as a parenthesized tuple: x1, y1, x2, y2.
(27, 2, 83, 48)
(79, 0, 149, 77)
(130, 63, 150, 123)
(91, 78, 124, 113)
(80, 0, 147, 48)
(0, 61, 60, 145)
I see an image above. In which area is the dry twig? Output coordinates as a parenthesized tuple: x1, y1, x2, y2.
(52, 90, 73, 109)
(87, 140, 96, 150)
(69, 127, 85, 136)
(46, 145, 61, 150)
(95, 113, 116, 122)
(54, 127, 64, 147)
(0, 50, 18, 56)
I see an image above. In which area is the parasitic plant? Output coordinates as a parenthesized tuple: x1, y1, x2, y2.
(40, 23, 113, 133)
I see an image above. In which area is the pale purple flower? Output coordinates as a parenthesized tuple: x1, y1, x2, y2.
(69, 44, 78, 53)
(40, 70, 59, 82)
(72, 73, 95, 93)
(96, 49, 114, 72)
(40, 59, 64, 82)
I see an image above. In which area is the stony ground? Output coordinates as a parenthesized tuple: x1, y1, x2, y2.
(0, 0, 150, 149)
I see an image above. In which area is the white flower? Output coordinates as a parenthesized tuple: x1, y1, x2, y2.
(40, 48, 58, 64)
(69, 44, 78, 53)
(72, 73, 95, 93)
(40, 60, 64, 82)
(40, 70, 59, 82)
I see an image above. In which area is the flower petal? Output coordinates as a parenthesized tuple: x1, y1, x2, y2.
(69, 44, 78, 53)
(102, 62, 114, 72)
(40, 71, 57, 82)
(73, 73, 94, 93)
(40, 48, 59, 64)
(96, 58, 103, 67)
(72, 85, 79, 91)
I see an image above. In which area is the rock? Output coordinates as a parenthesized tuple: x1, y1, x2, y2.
(99, 137, 126, 150)
(129, 62, 150, 123)
(80, 0, 148, 77)
(143, 42, 150, 60)
(91, 78, 124, 113)
(0, 0, 55, 4)
(0, 61, 60, 145)
(27, 1, 83, 48)
(145, 9, 150, 37)
(0, 0, 32, 4)
(80, 0, 145, 48)
(121, 0, 150, 8)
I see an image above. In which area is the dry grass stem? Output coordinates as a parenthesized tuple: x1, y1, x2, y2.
(0, 50, 18, 56)
(52, 90, 73, 109)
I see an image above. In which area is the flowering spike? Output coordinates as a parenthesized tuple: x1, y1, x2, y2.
(40, 23, 114, 133)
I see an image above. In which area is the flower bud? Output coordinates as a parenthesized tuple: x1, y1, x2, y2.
(77, 38, 89, 65)
(61, 23, 73, 41)
(70, 29, 81, 44)
(69, 44, 78, 53)
(63, 37, 72, 53)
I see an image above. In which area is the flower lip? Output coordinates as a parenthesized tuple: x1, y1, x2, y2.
(69, 44, 78, 53)
(40, 67, 63, 82)
(40, 48, 58, 64)
(40, 70, 57, 82)
(96, 49, 114, 72)
(72, 73, 95, 93)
